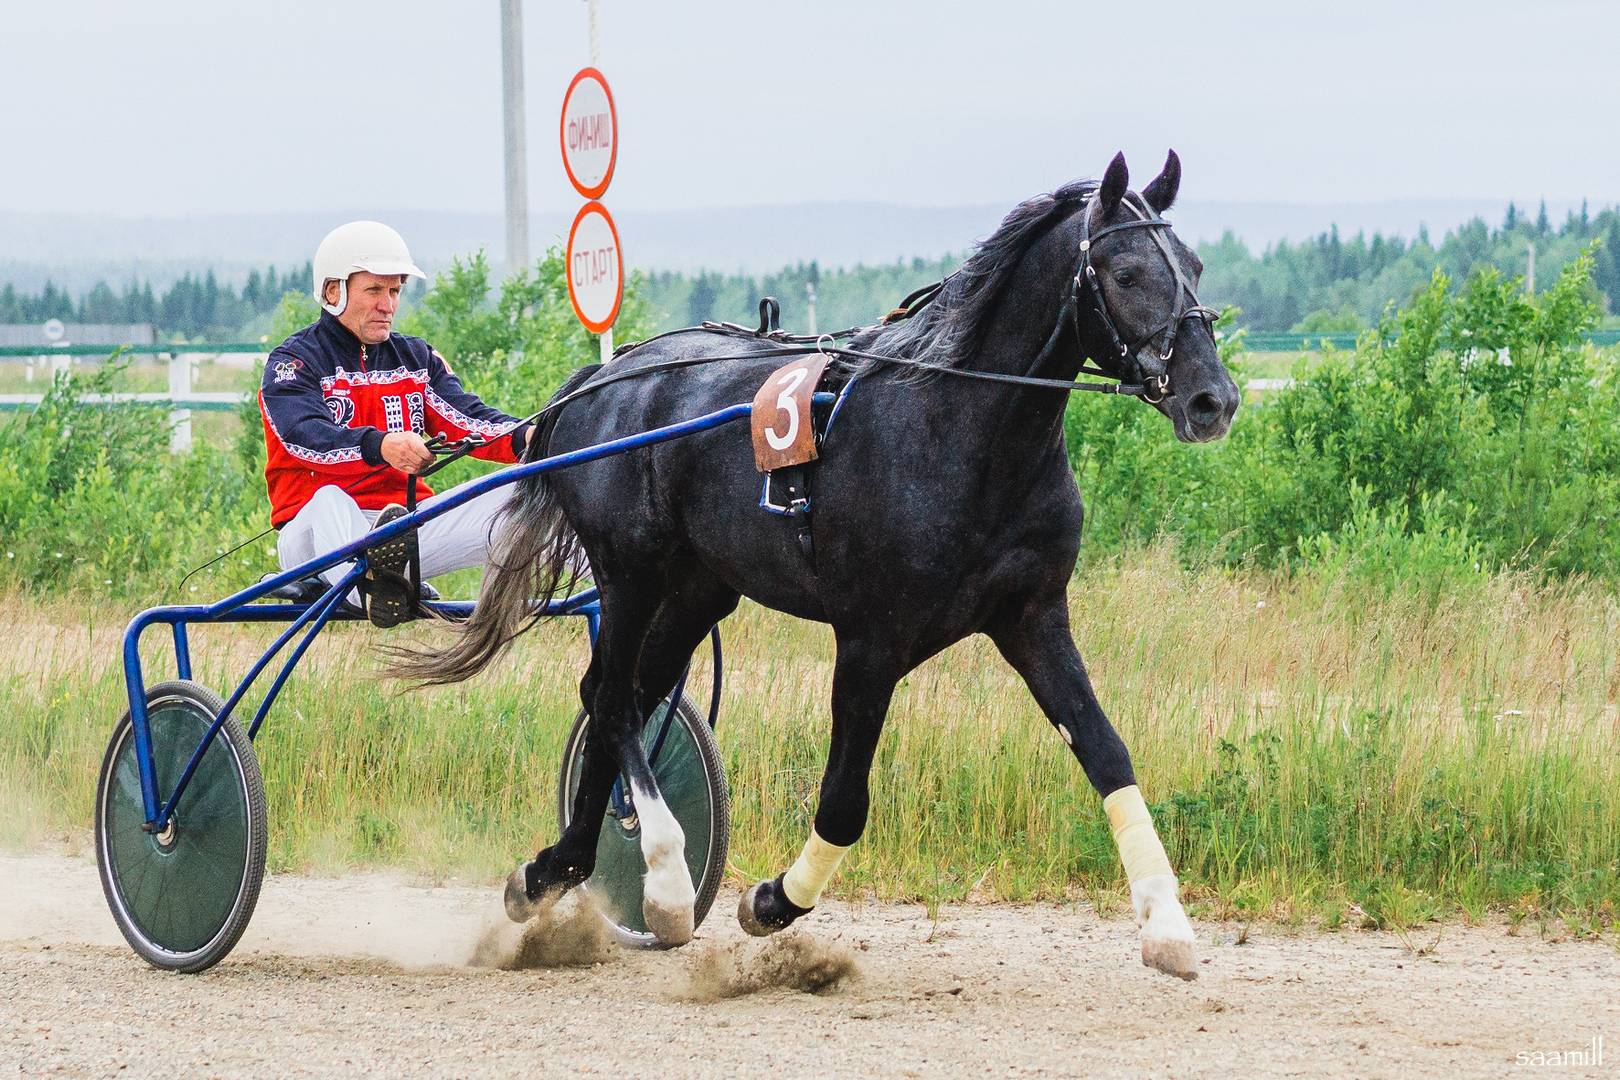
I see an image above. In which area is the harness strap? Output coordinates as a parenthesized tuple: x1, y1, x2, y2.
(881, 276, 953, 323)
(405, 474, 423, 618)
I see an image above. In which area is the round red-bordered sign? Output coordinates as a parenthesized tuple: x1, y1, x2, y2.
(565, 200, 624, 334)
(559, 67, 618, 200)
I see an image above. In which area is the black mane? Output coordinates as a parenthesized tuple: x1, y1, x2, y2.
(850, 179, 1097, 374)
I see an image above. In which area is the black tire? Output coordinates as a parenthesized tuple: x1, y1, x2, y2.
(95, 680, 268, 973)
(557, 695, 730, 949)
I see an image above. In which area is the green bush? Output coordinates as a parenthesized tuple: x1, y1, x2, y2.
(1068, 249, 1619, 579)
(0, 250, 649, 599)
(4, 248, 1615, 599)
(0, 357, 257, 594)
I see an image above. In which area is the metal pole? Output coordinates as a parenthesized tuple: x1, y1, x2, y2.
(588, 0, 611, 364)
(500, 0, 530, 276)
(168, 350, 192, 453)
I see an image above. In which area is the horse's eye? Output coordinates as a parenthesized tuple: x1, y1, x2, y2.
(1115, 271, 1136, 288)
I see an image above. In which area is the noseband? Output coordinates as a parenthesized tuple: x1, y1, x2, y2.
(1067, 194, 1219, 404)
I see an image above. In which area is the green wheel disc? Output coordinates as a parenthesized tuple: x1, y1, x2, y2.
(558, 696, 730, 948)
(95, 681, 267, 972)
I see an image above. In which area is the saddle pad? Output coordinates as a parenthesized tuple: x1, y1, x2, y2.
(751, 355, 830, 472)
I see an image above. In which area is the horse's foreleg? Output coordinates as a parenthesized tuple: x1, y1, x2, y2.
(990, 592, 1198, 980)
(740, 639, 899, 935)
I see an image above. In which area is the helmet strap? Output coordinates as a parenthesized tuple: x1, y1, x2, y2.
(321, 278, 348, 317)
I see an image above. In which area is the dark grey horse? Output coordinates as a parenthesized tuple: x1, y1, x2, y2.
(406, 151, 1237, 978)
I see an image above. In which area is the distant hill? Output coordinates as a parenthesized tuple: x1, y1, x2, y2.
(0, 198, 1601, 293)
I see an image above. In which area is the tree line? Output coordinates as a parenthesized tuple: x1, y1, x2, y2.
(0, 263, 312, 340)
(3, 201, 1618, 340)
(637, 201, 1620, 334)
(1199, 200, 1620, 332)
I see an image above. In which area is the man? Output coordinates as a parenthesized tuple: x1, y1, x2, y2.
(260, 220, 533, 627)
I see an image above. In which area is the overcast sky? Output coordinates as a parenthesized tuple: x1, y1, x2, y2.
(3, 0, 1616, 219)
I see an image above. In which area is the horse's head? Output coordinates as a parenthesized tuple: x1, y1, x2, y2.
(1069, 151, 1238, 442)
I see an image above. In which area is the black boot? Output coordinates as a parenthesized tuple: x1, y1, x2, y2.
(362, 504, 418, 628)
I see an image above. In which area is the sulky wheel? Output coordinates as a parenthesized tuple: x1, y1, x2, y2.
(95, 680, 267, 973)
(557, 695, 730, 948)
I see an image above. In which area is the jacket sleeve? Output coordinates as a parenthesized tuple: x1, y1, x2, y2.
(422, 347, 530, 464)
(259, 347, 389, 469)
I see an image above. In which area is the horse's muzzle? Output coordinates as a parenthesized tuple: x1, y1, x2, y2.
(1169, 382, 1239, 443)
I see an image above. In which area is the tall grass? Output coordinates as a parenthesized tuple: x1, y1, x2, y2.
(3, 547, 1614, 929)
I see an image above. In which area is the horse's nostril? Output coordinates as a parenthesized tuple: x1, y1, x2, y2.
(1188, 391, 1221, 424)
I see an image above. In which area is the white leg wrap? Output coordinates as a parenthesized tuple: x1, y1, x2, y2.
(1104, 785, 1197, 979)
(1103, 784, 1174, 884)
(780, 830, 851, 909)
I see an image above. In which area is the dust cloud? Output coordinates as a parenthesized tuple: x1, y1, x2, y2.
(669, 931, 860, 1001)
(468, 891, 616, 970)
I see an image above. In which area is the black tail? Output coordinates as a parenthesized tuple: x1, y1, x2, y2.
(388, 364, 601, 686)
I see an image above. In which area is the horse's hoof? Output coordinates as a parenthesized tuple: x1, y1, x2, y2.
(737, 875, 810, 937)
(737, 883, 773, 937)
(1141, 932, 1198, 980)
(504, 865, 540, 923)
(641, 859, 696, 946)
(1130, 872, 1198, 979)
(644, 896, 695, 946)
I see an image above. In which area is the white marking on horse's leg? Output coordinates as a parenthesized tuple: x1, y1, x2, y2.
(632, 781, 696, 945)
(1103, 784, 1197, 980)
(781, 829, 851, 910)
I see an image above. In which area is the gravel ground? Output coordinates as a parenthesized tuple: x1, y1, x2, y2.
(1, 853, 1615, 1078)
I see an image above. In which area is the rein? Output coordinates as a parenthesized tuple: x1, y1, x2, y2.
(509, 190, 1221, 428)
(177, 189, 1213, 587)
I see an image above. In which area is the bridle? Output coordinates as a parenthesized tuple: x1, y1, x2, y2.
(1067, 192, 1220, 404)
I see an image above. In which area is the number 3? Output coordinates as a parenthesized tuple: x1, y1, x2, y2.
(764, 367, 808, 451)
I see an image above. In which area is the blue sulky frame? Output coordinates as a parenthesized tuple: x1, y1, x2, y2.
(120, 400, 766, 836)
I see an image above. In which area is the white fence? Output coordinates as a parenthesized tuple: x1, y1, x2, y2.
(0, 346, 261, 452)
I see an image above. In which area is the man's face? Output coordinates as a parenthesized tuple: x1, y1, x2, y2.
(328, 271, 405, 345)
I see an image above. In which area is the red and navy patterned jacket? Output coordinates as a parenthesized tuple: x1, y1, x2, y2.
(259, 311, 531, 527)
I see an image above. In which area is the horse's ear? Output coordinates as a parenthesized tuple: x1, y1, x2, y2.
(1143, 149, 1181, 214)
(1098, 152, 1129, 215)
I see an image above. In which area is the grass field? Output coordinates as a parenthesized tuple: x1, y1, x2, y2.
(3, 550, 1615, 934)
(0, 356, 256, 396)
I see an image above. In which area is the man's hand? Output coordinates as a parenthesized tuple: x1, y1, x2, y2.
(381, 431, 435, 475)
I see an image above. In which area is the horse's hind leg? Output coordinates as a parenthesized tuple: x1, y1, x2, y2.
(504, 645, 607, 920)
(507, 575, 665, 924)
(988, 590, 1197, 980)
(509, 574, 734, 945)
(617, 578, 739, 943)
(740, 636, 902, 935)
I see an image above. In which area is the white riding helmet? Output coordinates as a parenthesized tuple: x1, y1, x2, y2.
(312, 220, 426, 316)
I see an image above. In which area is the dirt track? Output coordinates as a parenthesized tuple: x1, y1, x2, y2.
(1, 854, 1615, 1078)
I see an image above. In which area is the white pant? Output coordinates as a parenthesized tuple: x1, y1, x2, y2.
(276, 478, 514, 597)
